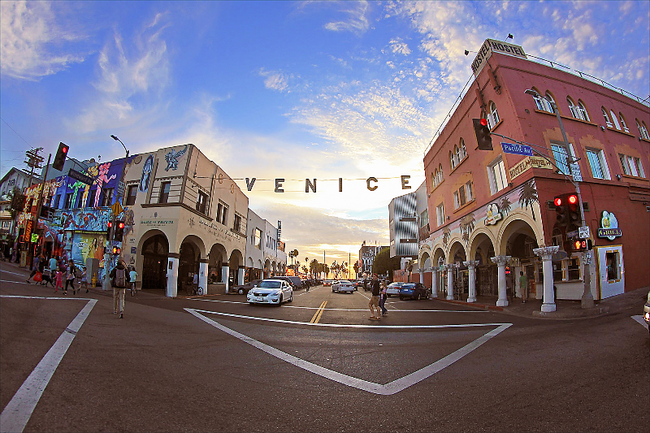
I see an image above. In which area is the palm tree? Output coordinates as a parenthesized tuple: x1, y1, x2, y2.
(519, 179, 539, 221)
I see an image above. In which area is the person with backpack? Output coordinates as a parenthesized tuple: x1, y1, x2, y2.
(66, 260, 78, 295)
(110, 259, 130, 319)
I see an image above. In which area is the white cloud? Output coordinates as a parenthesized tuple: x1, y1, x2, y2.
(389, 38, 411, 56)
(324, 1, 370, 34)
(0, 1, 85, 80)
(259, 68, 290, 92)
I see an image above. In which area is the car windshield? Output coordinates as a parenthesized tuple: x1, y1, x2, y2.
(259, 281, 282, 289)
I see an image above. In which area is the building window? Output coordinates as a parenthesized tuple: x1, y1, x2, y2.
(618, 113, 629, 133)
(436, 203, 445, 227)
(619, 154, 646, 178)
(254, 228, 262, 249)
(196, 190, 208, 214)
(420, 209, 429, 228)
(452, 181, 473, 210)
(101, 188, 113, 207)
(53, 195, 61, 209)
(551, 143, 572, 175)
(125, 185, 137, 206)
(568, 97, 589, 121)
(531, 89, 552, 112)
(636, 119, 650, 140)
(488, 157, 507, 194)
(576, 100, 590, 122)
(450, 149, 458, 170)
(216, 201, 228, 225)
(465, 180, 474, 201)
(586, 148, 610, 180)
(488, 102, 500, 128)
(609, 109, 621, 130)
(65, 193, 74, 209)
(233, 213, 242, 233)
(601, 107, 612, 127)
(159, 182, 171, 204)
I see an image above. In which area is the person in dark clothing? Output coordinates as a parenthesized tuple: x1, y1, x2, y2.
(110, 259, 130, 319)
(368, 274, 381, 320)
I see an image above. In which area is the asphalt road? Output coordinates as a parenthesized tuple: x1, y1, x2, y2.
(1, 265, 648, 433)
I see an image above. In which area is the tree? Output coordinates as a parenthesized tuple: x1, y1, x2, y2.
(372, 247, 400, 278)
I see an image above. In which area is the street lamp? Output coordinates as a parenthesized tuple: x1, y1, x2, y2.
(524, 88, 594, 309)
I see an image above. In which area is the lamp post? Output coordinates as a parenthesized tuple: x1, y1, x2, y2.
(102, 135, 130, 292)
(524, 89, 594, 309)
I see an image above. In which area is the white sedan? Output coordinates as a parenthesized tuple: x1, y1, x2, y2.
(386, 282, 404, 297)
(247, 279, 294, 306)
(332, 281, 355, 294)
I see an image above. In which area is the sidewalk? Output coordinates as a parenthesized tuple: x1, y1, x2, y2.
(432, 287, 649, 320)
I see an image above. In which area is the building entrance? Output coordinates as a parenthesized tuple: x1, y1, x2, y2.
(142, 235, 168, 290)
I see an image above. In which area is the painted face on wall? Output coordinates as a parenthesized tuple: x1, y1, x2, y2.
(140, 155, 154, 192)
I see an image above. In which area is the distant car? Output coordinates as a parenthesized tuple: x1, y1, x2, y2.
(399, 283, 430, 300)
(386, 282, 404, 297)
(247, 279, 293, 306)
(332, 280, 355, 294)
(323, 279, 335, 286)
(274, 276, 304, 290)
(643, 292, 650, 332)
(232, 279, 263, 295)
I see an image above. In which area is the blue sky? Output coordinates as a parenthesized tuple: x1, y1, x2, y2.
(1, 1, 649, 266)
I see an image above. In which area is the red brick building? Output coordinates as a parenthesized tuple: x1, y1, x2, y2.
(419, 39, 649, 311)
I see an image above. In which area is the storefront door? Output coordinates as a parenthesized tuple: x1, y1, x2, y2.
(596, 245, 624, 299)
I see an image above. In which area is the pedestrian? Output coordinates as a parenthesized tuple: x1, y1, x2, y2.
(49, 255, 58, 274)
(26, 253, 42, 283)
(368, 274, 382, 320)
(519, 271, 528, 303)
(129, 266, 138, 296)
(55, 268, 64, 293)
(379, 280, 389, 316)
(110, 259, 130, 319)
(80, 266, 89, 293)
(66, 260, 78, 295)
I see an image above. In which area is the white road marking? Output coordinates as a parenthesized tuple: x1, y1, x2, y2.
(0, 296, 97, 433)
(186, 308, 511, 395)
(631, 315, 648, 330)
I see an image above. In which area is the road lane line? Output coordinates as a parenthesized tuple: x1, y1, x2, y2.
(186, 308, 512, 395)
(0, 298, 97, 433)
(309, 301, 327, 323)
(631, 315, 648, 330)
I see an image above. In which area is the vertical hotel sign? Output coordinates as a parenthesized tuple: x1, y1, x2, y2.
(472, 39, 527, 77)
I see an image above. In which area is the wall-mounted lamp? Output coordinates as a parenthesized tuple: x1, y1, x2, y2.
(600, 125, 606, 131)
(616, 174, 621, 180)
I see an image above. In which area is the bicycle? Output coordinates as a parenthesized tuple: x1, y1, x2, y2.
(185, 283, 204, 296)
(129, 281, 137, 297)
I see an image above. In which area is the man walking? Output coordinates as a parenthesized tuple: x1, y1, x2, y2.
(368, 274, 381, 320)
(519, 271, 528, 303)
(110, 259, 130, 319)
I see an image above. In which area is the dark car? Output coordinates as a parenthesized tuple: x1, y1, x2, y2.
(399, 283, 430, 300)
(232, 279, 263, 295)
(273, 276, 305, 290)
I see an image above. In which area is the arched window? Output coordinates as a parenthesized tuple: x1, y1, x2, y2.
(459, 138, 467, 160)
(601, 107, 612, 127)
(577, 100, 590, 122)
(530, 88, 547, 112)
(567, 97, 579, 118)
(455, 144, 463, 165)
(489, 101, 500, 128)
(438, 164, 443, 184)
(618, 113, 629, 133)
(609, 109, 621, 130)
(450, 151, 456, 170)
(636, 119, 650, 140)
(545, 92, 557, 113)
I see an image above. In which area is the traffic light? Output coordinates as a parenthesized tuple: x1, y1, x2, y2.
(114, 221, 125, 242)
(472, 118, 493, 150)
(553, 193, 579, 228)
(566, 193, 581, 227)
(52, 142, 69, 171)
(571, 239, 593, 252)
(112, 246, 121, 255)
(106, 221, 113, 240)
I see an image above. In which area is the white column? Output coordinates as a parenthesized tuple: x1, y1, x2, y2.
(419, 269, 424, 284)
(491, 255, 511, 307)
(221, 264, 230, 294)
(534, 246, 559, 313)
(238, 267, 245, 286)
(464, 260, 480, 303)
(431, 269, 438, 298)
(446, 264, 457, 300)
(199, 261, 208, 294)
(167, 256, 179, 298)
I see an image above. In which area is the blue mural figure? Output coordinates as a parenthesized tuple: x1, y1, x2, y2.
(140, 155, 154, 192)
(164, 145, 188, 171)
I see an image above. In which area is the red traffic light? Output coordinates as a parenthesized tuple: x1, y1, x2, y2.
(108, 221, 113, 229)
(480, 118, 488, 127)
(117, 221, 125, 229)
(568, 194, 578, 205)
(112, 246, 121, 255)
(554, 197, 563, 207)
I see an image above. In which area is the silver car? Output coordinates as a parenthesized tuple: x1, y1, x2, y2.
(386, 282, 404, 297)
(332, 281, 355, 294)
(247, 279, 293, 306)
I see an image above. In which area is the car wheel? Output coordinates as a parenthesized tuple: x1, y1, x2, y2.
(399, 295, 404, 300)
(277, 295, 283, 306)
(288, 293, 293, 302)
(415, 293, 420, 300)
(238, 288, 244, 295)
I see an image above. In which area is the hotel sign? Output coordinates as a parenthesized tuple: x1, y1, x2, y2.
(472, 39, 527, 77)
(509, 156, 553, 180)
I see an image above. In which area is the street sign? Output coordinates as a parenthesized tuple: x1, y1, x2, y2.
(570, 162, 583, 182)
(578, 225, 590, 239)
(111, 202, 123, 216)
(501, 142, 533, 156)
(566, 230, 579, 238)
(68, 168, 94, 185)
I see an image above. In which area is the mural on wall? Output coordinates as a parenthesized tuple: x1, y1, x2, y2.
(518, 179, 539, 221)
(93, 162, 117, 207)
(485, 203, 503, 226)
(140, 155, 154, 192)
(164, 145, 188, 171)
(459, 213, 476, 245)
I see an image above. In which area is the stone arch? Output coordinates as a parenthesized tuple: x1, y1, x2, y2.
(178, 235, 206, 294)
(448, 240, 467, 265)
(139, 230, 170, 291)
(468, 228, 498, 266)
(208, 243, 227, 282)
(497, 211, 543, 256)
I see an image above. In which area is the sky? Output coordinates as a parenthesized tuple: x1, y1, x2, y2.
(1, 1, 649, 268)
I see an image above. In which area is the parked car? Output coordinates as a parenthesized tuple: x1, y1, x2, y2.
(332, 280, 355, 294)
(323, 279, 335, 286)
(232, 279, 263, 295)
(273, 276, 304, 290)
(399, 283, 429, 300)
(247, 279, 293, 306)
(643, 292, 650, 332)
(386, 282, 404, 297)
